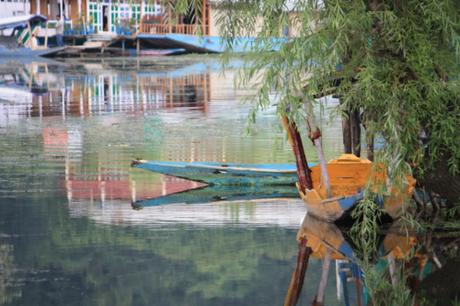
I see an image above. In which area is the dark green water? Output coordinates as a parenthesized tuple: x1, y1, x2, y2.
(0, 56, 344, 306)
(3, 56, 458, 306)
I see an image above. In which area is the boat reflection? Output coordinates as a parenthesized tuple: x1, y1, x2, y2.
(0, 62, 50, 99)
(132, 184, 299, 208)
(285, 214, 438, 306)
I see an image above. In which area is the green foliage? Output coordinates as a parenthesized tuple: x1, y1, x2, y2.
(179, 0, 460, 187)
(360, 259, 414, 306)
(350, 195, 383, 259)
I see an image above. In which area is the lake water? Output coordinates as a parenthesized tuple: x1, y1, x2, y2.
(0, 56, 457, 306)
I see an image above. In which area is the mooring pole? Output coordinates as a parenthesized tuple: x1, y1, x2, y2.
(280, 115, 313, 191)
(305, 100, 332, 197)
(351, 109, 361, 157)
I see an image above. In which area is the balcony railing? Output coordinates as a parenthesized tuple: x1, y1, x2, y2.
(140, 16, 209, 35)
(140, 23, 209, 35)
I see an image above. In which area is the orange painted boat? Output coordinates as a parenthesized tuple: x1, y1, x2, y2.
(297, 154, 416, 222)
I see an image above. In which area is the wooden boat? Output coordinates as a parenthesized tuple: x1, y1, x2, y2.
(298, 154, 416, 222)
(136, 33, 285, 54)
(131, 160, 314, 186)
(132, 184, 299, 208)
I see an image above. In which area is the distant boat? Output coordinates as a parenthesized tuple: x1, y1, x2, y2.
(131, 160, 312, 186)
(298, 154, 416, 222)
(0, 14, 65, 58)
(136, 33, 286, 54)
(0, 14, 46, 31)
(0, 45, 65, 58)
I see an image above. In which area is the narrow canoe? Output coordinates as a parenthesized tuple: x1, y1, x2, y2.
(132, 185, 299, 208)
(131, 160, 314, 186)
(299, 154, 416, 222)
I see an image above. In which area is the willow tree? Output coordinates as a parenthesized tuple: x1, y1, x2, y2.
(173, 1, 460, 205)
(167, 2, 459, 303)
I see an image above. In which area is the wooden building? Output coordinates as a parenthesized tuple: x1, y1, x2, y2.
(28, 0, 210, 35)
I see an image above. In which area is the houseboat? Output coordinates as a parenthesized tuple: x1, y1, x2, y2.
(27, 0, 286, 53)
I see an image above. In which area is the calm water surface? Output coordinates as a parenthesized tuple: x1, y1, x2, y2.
(0, 56, 345, 306)
(1, 56, 455, 306)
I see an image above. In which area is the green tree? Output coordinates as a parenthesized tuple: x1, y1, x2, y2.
(174, 0, 460, 203)
(169, 2, 460, 304)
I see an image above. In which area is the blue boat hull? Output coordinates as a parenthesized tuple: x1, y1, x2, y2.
(136, 34, 286, 53)
(131, 160, 310, 186)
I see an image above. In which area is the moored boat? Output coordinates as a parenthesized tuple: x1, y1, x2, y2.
(131, 160, 313, 186)
(298, 154, 416, 222)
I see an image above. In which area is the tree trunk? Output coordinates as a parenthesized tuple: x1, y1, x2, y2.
(350, 109, 361, 157)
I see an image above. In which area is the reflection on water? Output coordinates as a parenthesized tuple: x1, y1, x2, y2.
(0, 56, 349, 306)
(0, 59, 210, 120)
(285, 214, 460, 305)
(1, 57, 458, 305)
(0, 56, 316, 306)
(0, 56, 460, 306)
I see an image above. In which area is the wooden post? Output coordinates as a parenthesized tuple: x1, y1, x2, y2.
(201, 0, 206, 34)
(44, 21, 49, 48)
(140, 0, 144, 33)
(342, 113, 352, 154)
(78, 0, 81, 18)
(366, 130, 374, 161)
(364, 111, 374, 161)
(284, 238, 312, 306)
(305, 101, 332, 197)
(60, 0, 64, 17)
(27, 22, 33, 49)
(167, 3, 172, 33)
(136, 38, 140, 55)
(280, 115, 313, 191)
(351, 109, 361, 157)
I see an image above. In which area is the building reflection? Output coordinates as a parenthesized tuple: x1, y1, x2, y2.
(0, 61, 211, 120)
(0, 59, 302, 227)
